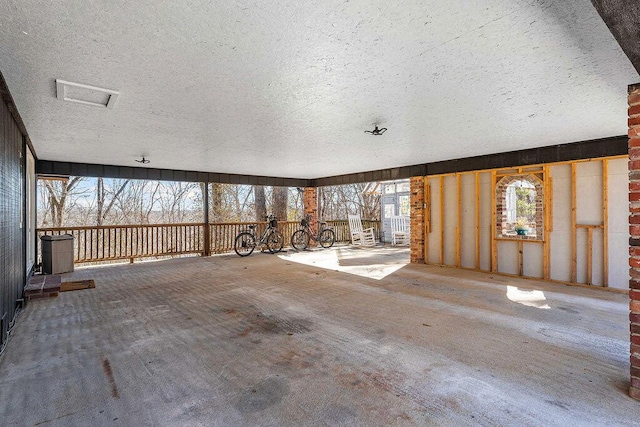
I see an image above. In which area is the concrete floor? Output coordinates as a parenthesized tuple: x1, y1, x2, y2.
(1, 246, 639, 426)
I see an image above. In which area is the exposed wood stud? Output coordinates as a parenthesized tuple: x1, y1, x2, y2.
(543, 166, 550, 280)
(491, 170, 497, 272)
(456, 174, 461, 268)
(440, 176, 445, 265)
(587, 227, 593, 286)
(571, 163, 577, 283)
(424, 176, 429, 264)
(425, 180, 431, 233)
(602, 159, 609, 287)
(475, 172, 480, 270)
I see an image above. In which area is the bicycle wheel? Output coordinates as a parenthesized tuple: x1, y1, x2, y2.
(319, 229, 335, 248)
(234, 232, 256, 257)
(266, 230, 284, 254)
(291, 230, 310, 251)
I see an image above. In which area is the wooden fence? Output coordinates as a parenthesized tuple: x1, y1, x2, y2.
(37, 219, 382, 264)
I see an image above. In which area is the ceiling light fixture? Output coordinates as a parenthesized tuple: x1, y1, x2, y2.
(135, 156, 150, 164)
(365, 124, 387, 135)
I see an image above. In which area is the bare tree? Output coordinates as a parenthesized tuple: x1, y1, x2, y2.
(317, 183, 381, 220)
(255, 185, 267, 221)
(96, 178, 131, 226)
(40, 177, 86, 227)
(157, 181, 200, 223)
(272, 186, 288, 221)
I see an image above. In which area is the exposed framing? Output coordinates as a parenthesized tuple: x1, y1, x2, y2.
(421, 155, 625, 289)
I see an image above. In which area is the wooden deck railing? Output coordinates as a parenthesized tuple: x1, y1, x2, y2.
(37, 219, 382, 264)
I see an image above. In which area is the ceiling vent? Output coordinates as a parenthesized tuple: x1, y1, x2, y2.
(55, 79, 119, 109)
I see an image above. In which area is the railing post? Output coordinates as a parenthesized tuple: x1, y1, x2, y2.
(203, 182, 210, 256)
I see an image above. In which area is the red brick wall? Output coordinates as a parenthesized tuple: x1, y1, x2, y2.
(410, 177, 425, 263)
(629, 83, 640, 400)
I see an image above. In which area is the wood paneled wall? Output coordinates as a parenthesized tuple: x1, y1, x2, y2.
(0, 94, 25, 347)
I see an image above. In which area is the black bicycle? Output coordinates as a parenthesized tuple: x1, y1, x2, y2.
(291, 215, 335, 250)
(234, 215, 284, 256)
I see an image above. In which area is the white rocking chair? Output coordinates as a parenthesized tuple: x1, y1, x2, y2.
(390, 216, 409, 246)
(348, 214, 376, 246)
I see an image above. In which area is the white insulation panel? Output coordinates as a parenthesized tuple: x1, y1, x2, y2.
(549, 164, 572, 282)
(497, 241, 519, 275)
(523, 242, 544, 278)
(608, 158, 629, 289)
(443, 175, 458, 266)
(460, 174, 476, 269)
(479, 173, 492, 271)
(427, 178, 442, 264)
(576, 161, 603, 225)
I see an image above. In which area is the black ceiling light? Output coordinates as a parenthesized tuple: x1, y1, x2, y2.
(135, 156, 150, 164)
(365, 124, 387, 135)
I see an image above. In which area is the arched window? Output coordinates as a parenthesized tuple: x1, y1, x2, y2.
(496, 174, 543, 240)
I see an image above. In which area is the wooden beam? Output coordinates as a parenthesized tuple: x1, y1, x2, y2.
(543, 166, 550, 280)
(440, 176, 445, 265)
(424, 176, 429, 264)
(491, 171, 498, 272)
(456, 174, 461, 267)
(475, 172, 480, 270)
(587, 227, 593, 286)
(602, 159, 609, 287)
(571, 163, 577, 283)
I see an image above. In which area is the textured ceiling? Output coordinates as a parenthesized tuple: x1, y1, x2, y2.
(0, 0, 637, 179)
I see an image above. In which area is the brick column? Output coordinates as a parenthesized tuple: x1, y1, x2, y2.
(410, 176, 425, 264)
(303, 187, 318, 246)
(628, 83, 640, 400)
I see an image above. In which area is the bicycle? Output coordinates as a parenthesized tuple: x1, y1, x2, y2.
(291, 215, 335, 250)
(234, 214, 284, 257)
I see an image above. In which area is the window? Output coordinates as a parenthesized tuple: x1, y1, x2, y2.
(396, 182, 410, 193)
(384, 203, 395, 218)
(496, 174, 543, 240)
(398, 195, 410, 217)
